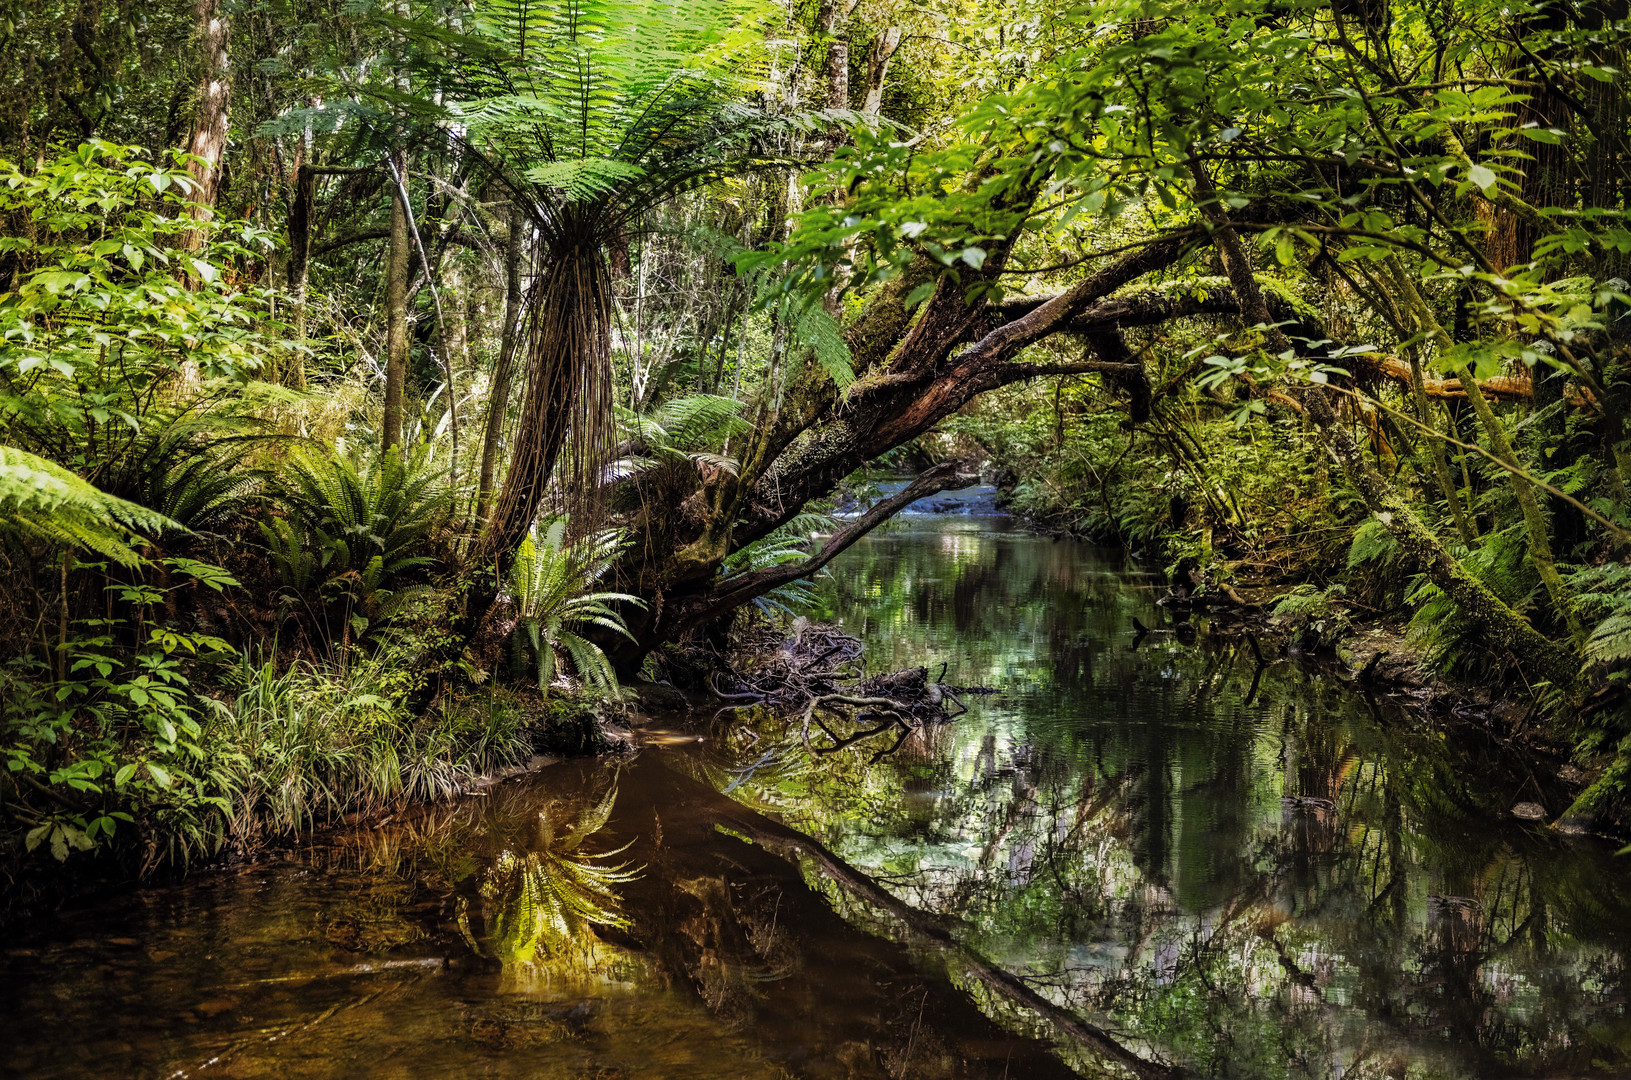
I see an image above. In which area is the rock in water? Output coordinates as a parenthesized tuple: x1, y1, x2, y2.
(1511, 802, 1548, 821)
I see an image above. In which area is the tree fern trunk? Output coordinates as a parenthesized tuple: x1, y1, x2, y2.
(479, 224, 614, 573)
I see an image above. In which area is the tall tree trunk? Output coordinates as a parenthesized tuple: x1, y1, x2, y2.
(818, 0, 854, 110)
(182, 0, 231, 249)
(861, 27, 902, 116)
(382, 147, 411, 452)
(1486, 5, 1571, 270)
(285, 163, 314, 389)
(477, 198, 527, 524)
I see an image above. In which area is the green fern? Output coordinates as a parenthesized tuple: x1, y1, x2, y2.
(0, 444, 175, 565)
(1270, 582, 1352, 649)
(1571, 563, 1631, 672)
(792, 300, 855, 392)
(260, 443, 451, 643)
(1407, 526, 1540, 678)
(1586, 614, 1631, 667)
(611, 392, 751, 480)
(271, 442, 449, 581)
(1346, 518, 1401, 569)
(508, 518, 644, 692)
(721, 509, 838, 618)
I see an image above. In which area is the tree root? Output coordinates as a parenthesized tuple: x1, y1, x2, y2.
(711, 620, 979, 760)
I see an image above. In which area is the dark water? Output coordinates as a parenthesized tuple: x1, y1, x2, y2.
(4, 504, 1629, 1079)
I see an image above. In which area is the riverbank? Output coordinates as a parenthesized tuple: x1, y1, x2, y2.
(0, 655, 635, 928)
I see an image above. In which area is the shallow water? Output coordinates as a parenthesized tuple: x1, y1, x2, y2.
(4, 506, 1629, 1079)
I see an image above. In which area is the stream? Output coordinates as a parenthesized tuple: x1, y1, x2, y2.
(4, 495, 1629, 1079)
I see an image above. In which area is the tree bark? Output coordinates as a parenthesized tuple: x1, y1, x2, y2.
(861, 27, 903, 116)
(817, 0, 855, 110)
(285, 163, 315, 389)
(181, 0, 231, 249)
(382, 147, 411, 452)
(478, 232, 615, 571)
(477, 198, 527, 525)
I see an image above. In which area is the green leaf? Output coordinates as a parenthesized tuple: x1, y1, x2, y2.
(187, 257, 220, 284)
(1467, 164, 1497, 192)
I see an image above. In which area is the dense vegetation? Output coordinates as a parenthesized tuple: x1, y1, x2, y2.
(2, 0, 1630, 897)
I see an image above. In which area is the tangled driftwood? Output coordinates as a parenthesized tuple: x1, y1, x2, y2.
(712, 620, 983, 761)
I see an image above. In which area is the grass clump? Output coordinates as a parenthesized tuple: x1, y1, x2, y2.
(205, 654, 532, 845)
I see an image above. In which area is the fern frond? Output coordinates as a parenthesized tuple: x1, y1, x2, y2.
(0, 444, 176, 564)
(1585, 613, 1631, 667)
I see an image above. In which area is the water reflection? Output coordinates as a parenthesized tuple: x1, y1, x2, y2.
(0, 754, 1081, 1080)
(5, 514, 1629, 1079)
(476, 786, 638, 971)
(698, 516, 1631, 1078)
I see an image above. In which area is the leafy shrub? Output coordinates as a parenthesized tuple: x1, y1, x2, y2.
(0, 142, 289, 487)
(0, 612, 240, 871)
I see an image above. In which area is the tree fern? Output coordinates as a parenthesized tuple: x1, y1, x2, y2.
(440, 0, 824, 567)
(0, 444, 175, 565)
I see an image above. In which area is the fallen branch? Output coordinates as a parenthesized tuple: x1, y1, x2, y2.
(714, 621, 978, 760)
